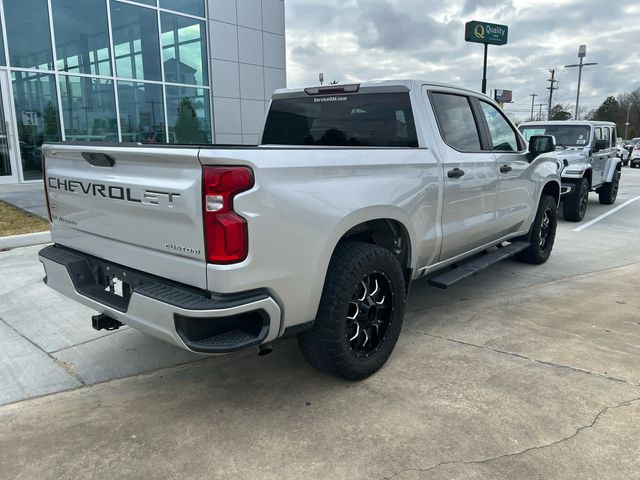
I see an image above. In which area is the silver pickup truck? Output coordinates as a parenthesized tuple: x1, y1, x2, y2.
(519, 121, 622, 221)
(39, 80, 560, 380)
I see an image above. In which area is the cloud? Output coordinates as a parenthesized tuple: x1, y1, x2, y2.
(284, 0, 640, 119)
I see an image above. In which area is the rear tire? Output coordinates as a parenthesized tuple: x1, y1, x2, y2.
(516, 194, 557, 265)
(297, 241, 406, 380)
(598, 171, 620, 205)
(563, 178, 589, 222)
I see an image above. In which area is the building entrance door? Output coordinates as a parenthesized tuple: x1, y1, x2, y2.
(0, 72, 19, 184)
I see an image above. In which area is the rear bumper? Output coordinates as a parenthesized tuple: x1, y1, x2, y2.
(38, 245, 281, 354)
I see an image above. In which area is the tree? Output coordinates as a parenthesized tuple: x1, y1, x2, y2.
(175, 97, 205, 144)
(549, 104, 572, 120)
(42, 101, 60, 140)
(593, 96, 620, 122)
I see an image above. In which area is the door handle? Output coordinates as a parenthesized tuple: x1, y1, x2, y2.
(447, 168, 465, 179)
(500, 164, 512, 174)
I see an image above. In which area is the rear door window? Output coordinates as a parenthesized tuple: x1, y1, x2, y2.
(262, 93, 418, 147)
(602, 127, 611, 147)
(430, 92, 481, 151)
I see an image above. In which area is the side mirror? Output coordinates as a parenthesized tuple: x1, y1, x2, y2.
(594, 139, 608, 152)
(528, 135, 555, 162)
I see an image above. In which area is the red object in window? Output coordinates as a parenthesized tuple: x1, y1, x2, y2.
(202, 166, 254, 264)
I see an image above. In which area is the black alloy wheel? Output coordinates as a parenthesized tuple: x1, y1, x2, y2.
(346, 271, 394, 358)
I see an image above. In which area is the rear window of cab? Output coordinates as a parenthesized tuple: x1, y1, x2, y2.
(262, 93, 418, 147)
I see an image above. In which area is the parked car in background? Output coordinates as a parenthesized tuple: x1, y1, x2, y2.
(519, 121, 622, 221)
(630, 142, 640, 168)
(616, 139, 630, 166)
(626, 137, 640, 161)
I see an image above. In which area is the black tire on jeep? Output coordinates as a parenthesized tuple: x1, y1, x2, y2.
(297, 241, 406, 380)
(516, 194, 558, 265)
(563, 177, 589, 222)
(598, 170, 620, 205)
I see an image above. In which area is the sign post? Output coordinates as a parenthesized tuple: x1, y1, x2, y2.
(464, 21, 509, 94)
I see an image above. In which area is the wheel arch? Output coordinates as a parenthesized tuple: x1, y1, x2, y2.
(541, 180, 560, 205)
(339, 218, 413, 285)
(311, 210, 417, 320)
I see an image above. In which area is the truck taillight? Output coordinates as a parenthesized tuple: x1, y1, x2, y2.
(42, 155, 52, 222)
(202, 166, 254, 264)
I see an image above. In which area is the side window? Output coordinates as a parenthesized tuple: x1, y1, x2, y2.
(430, 92, 481, 151)
(479, 101, 519, 151)
(594, 127, 602, 142)
(602, 127, 610, 147)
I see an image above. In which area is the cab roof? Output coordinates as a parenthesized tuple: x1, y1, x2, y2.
(520, 120, 616, 127)
(272, 79, 488, 99)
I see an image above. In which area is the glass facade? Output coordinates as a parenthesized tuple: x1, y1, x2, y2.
(0, 0, 210, 181)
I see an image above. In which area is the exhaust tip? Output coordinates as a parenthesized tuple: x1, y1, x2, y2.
(257, 342, 274, 356)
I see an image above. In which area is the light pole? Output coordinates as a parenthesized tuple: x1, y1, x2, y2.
(625, 103, 633, 140)
(564, 45, 597, 120)
(529, 93, 537, 121)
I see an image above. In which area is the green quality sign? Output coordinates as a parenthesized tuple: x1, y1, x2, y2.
(465, 21, 508, 46)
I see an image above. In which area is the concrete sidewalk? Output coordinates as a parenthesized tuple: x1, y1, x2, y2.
(0, 263, 639, 479)
(0, 182, 47, 219)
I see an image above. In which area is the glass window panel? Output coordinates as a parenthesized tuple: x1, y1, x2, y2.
(12, 72, 61, 180)
(0, 88, 11, 176)
(431, 93, 481, 151)
(0, 19, 6, 66)
(59, 75, 118, 141)
(118, 81, 166, 142)
(111, 1, 162, 81)
(160, 0, 205, 17)
(263, 94, 418, 147)
(4, 0, 54, 70)
(52, 0, 112, 75)
(479, 101, 519, 151)
(161, 13, 208, 86)
(166, 85, 211, 143)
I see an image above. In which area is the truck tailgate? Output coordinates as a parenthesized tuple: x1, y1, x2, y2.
(44, 144, 207, 289)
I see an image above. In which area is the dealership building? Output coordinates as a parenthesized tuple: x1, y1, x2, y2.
(0, 0, 286, 184)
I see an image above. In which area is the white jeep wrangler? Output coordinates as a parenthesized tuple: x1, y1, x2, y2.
(519, 121, 622, 221)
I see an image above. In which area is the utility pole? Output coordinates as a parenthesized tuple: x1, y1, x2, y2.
(529, 93, 538, 121)
(565, 45, 597, 120)
(546, 69, 558, 120)
(536, 103, 545, 121)
(625, 103, 633, 140)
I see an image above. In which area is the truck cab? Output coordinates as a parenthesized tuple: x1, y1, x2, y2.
(519, 121, 622, 221)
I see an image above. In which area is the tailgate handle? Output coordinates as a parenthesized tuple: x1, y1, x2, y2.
(82, 152, 115, 167)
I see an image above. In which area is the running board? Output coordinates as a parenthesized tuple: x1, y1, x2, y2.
(428, 241, 530, 289)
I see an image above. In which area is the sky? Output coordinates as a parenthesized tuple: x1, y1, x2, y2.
(283, 0, 640, 121)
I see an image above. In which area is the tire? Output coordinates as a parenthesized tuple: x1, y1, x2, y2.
(563, 177, 589, 222)
(598, 171, 620, 205)
(516, 194, 558, 264)
(297, 241, 406, 380)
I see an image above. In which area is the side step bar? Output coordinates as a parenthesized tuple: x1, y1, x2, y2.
(428, 241, 530, 289)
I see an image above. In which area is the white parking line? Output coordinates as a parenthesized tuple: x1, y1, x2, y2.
(573, 195, 640, 232)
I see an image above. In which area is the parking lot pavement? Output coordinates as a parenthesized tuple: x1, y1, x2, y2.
(1, 168, 639, 478)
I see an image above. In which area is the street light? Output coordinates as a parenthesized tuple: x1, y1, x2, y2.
(564, 45, 597, 120)
(625, 103, 633, 140)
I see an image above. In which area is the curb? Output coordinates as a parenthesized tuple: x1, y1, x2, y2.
(0, 231, 51, 250)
